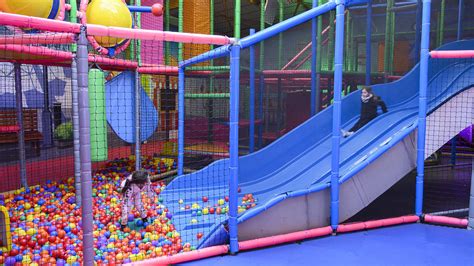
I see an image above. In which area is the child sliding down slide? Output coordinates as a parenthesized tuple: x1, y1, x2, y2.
(342, 86, 388, 138)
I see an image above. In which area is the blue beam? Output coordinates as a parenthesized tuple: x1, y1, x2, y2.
(311, 0, 318, 116)
(249, 29, 256, 153)
(229, 44, 241, 254)
(365, 0, 372, 85)
(416, 0, 432, 217)
(239, 1, 337, 49)
(331, 0, 346, 231)
(180, 45, 231, 68)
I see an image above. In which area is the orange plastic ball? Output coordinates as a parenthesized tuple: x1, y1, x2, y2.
(151, 3, 163, 17)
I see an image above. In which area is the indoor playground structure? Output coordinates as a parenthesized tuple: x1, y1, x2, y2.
(0, 0, 473, 265)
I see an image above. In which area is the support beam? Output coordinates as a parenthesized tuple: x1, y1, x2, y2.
(14, 63, 27, 189)
(416, 0, 432, 217)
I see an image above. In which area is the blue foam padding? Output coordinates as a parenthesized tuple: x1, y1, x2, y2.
(105, 71, 158, 143)
(161, 40, 474, 248)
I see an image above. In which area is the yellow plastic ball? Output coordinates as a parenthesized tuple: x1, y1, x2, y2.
(0, 0, 62, 19)
(129, 254, 137, 262)
(22, 256, 32, 264)
(136, 253, 145, 261)
(15, 228, 26, 237)
(67, 256, 77, 264)
(86, 0, 132, 47)
(27, 228, 37, 236)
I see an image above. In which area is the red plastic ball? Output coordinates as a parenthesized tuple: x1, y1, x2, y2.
(151, 4, 163, 17)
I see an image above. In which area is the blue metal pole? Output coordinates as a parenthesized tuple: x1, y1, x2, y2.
(14, 63, 27, 189)
(229, 44, 241, 254)
(77, 26, 94, 266)
(71, 58, 81, 207)
(416, 0, 431, 217)
(450, 136, 457, 166)
(239, 1, 336, 49)
(414, 0, 422, 64)
(249, 29, 256, 153)
(469, 157, 474, 229)
(41, 66, 53, 147)
(365, 0, 372, 86)
(311, 0, 318, 116)
(128, 5, 153, 13)
(258, 75, 264, 148)
(135, 71, 141, 171)
(178, 67, 185, 176)
(330, 0, 345, 231)
(457, 0, 463, 40)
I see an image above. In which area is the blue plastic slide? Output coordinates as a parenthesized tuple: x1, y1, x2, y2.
(105, 71, 158, 143)
(161, 40, 474, 248)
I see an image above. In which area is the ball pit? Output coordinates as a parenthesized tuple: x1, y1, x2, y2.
(1, 155, 183, 265)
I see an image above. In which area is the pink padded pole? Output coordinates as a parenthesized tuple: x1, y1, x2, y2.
(128, 245, 229, 266)
(430, 50, 474, 58)
(88, 55, 138, 69)
(282, 42, 312, 70)
(0, 45, 73, 60)
(0, 12, 233, 45)
(238, 226, 332, 251)
(337, 215, 419, 233)
(424, 215, 468, 228)
(0, 12, 81, 33)
(86, 25, 233, 45)
(0, 33, 76, 45)
(138, 66, 178, 74)
(263, 70, 311, 77)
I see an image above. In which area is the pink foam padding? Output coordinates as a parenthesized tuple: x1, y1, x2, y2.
(430, 50, 474, 59)
(0, 44, 73, 60)
(239, 226, 333, 251)
(128, 245, 228, 265)
(0, 12, 81, 33)
(140, 0, 163, 65)
(424, 215, 468, 228)
(0, 125, 20, 133)
(337, 215, 419, 233)
(0, 33, 75, 45)
(263, 70, 311, 77)
(138, 65, 178, 74)
(0, 12, 232, 45)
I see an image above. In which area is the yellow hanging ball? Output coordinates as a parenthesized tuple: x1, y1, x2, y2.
(0, 0, 62, 19)
(86, 0, 132, 48)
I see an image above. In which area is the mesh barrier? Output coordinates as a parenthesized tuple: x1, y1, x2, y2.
(423, 57, 474, 219)
(0, 7, 231, 264)
(167, 52, 232, 248)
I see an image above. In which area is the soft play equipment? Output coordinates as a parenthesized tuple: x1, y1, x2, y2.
(86, 0, 132, 48)
(105, 71, 158, 144)
(88, 69, 108, 162)
(161, 40, 474, 248)
(0, 0, 65, 20)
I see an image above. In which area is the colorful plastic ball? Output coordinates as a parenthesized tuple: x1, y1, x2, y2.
(86, 0, 132, 48)
(202, 196, 208, 202)
(0, 0, 64, 19)
(151, 3, 163, 16)
(5, 256, 16, 266)
(218, 199, 225, 205)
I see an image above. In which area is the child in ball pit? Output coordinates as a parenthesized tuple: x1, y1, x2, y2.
(119, 170, 157, 230)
